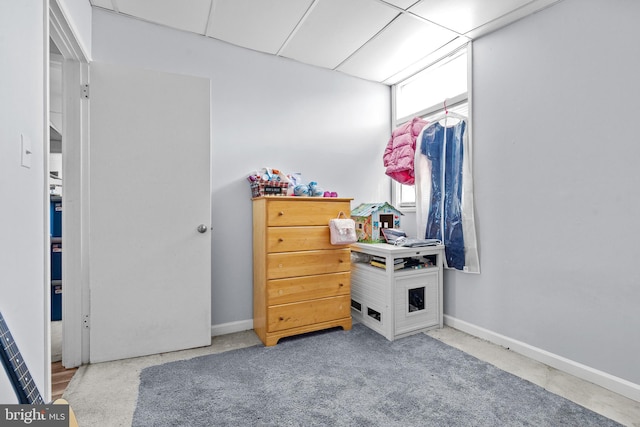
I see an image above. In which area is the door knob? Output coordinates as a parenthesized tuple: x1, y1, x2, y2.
(197, 224, 208, 233)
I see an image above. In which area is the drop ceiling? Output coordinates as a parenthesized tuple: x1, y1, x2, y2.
(88, 0, 562, 85)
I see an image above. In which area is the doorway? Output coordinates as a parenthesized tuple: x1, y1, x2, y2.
(49, 44, 63, 364)
(48, 37, 82, 399)
(49, 0, 90, 372)
(380, 213, 394, 230)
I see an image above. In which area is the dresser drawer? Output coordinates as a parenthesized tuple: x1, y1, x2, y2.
(266, 226, 336, 252)
(267, 249, 351, 279)
(268, 295, 351, 332)
(267, 272, 350, 305)
(266, 200, 351, 226)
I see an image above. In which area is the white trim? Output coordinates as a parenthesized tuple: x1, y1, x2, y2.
(390, 85, 399, 209)
(211, 320, 254, 337)
(444, 315, 640, 403)
(466, 42, 473, 148)
(49, 1, 88, 63)
(43, 1, 52, 403)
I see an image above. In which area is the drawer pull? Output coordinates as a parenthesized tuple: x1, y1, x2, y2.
(339, 283, 344, 287)
(278, 211, 284, 216)
(278, 238, 284, 242)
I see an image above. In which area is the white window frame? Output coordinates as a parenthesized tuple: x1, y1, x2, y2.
(391, 43, 473, 211)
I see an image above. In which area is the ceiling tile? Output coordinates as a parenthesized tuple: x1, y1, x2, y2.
(90, 0, 115, 9)
(462, 0, 563, 38)
(337, 13, 458, 83)
(279, 0, 399, 69)
(409, 0, 532, 35)
(206, 0, 314, 55)
(116, 0, 213, 34)
(381, 0, 420, 10)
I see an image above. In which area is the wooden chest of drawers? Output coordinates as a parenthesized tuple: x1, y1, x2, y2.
(253, 197, 353, 346)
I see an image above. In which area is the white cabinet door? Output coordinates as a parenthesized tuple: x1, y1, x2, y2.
(394, 272, 439, 336)
(89, 61, 211, 363)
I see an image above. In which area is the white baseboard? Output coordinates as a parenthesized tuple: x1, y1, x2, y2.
(444, 315, 640, 403)
(211, 319, 253, 337)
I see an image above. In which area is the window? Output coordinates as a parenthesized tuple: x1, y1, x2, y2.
(391, 44, 471, 209)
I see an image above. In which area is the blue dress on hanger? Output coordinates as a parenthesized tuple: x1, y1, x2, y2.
(420, 120, 466, 270)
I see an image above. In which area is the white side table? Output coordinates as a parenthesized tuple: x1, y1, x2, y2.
(350, 242, 444, 341)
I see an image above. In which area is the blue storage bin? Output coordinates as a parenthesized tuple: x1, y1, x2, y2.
(51, 242, 62, 280)
(50, 197, 62, 237)
(51, 282, 62, 321)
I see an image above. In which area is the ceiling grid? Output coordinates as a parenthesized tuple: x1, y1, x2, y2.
(88, 0, 563, 85)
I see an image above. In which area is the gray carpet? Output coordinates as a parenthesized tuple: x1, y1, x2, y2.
(133, 324, 621, 426)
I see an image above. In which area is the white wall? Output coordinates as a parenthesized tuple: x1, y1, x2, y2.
(91, 10, 391, 327)
(0, 0, 48, 403)
(444, 0, 640, 387)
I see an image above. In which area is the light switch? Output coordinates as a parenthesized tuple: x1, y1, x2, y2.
(21, 133, 32, 168)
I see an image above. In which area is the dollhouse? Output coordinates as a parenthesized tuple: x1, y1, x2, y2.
(351, 202, 403, 242)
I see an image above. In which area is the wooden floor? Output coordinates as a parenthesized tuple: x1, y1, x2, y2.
(51, 361, 78, 401)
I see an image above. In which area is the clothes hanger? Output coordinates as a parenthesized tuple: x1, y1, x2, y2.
(435, 99, 466, 126)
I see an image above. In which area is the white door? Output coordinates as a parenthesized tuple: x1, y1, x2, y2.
(88, 62, 211, 363)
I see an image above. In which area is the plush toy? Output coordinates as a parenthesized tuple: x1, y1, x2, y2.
(308, 181, 324, 197)
(293, 184, 310, 196)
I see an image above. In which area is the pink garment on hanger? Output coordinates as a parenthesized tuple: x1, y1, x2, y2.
(383, 117, 428, 185)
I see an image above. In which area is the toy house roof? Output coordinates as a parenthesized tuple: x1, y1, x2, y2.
(351, 202, 404, 218)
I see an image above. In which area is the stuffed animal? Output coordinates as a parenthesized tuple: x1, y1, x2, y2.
(293, 184, 310, 196)
(308, 181, 324, 197)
